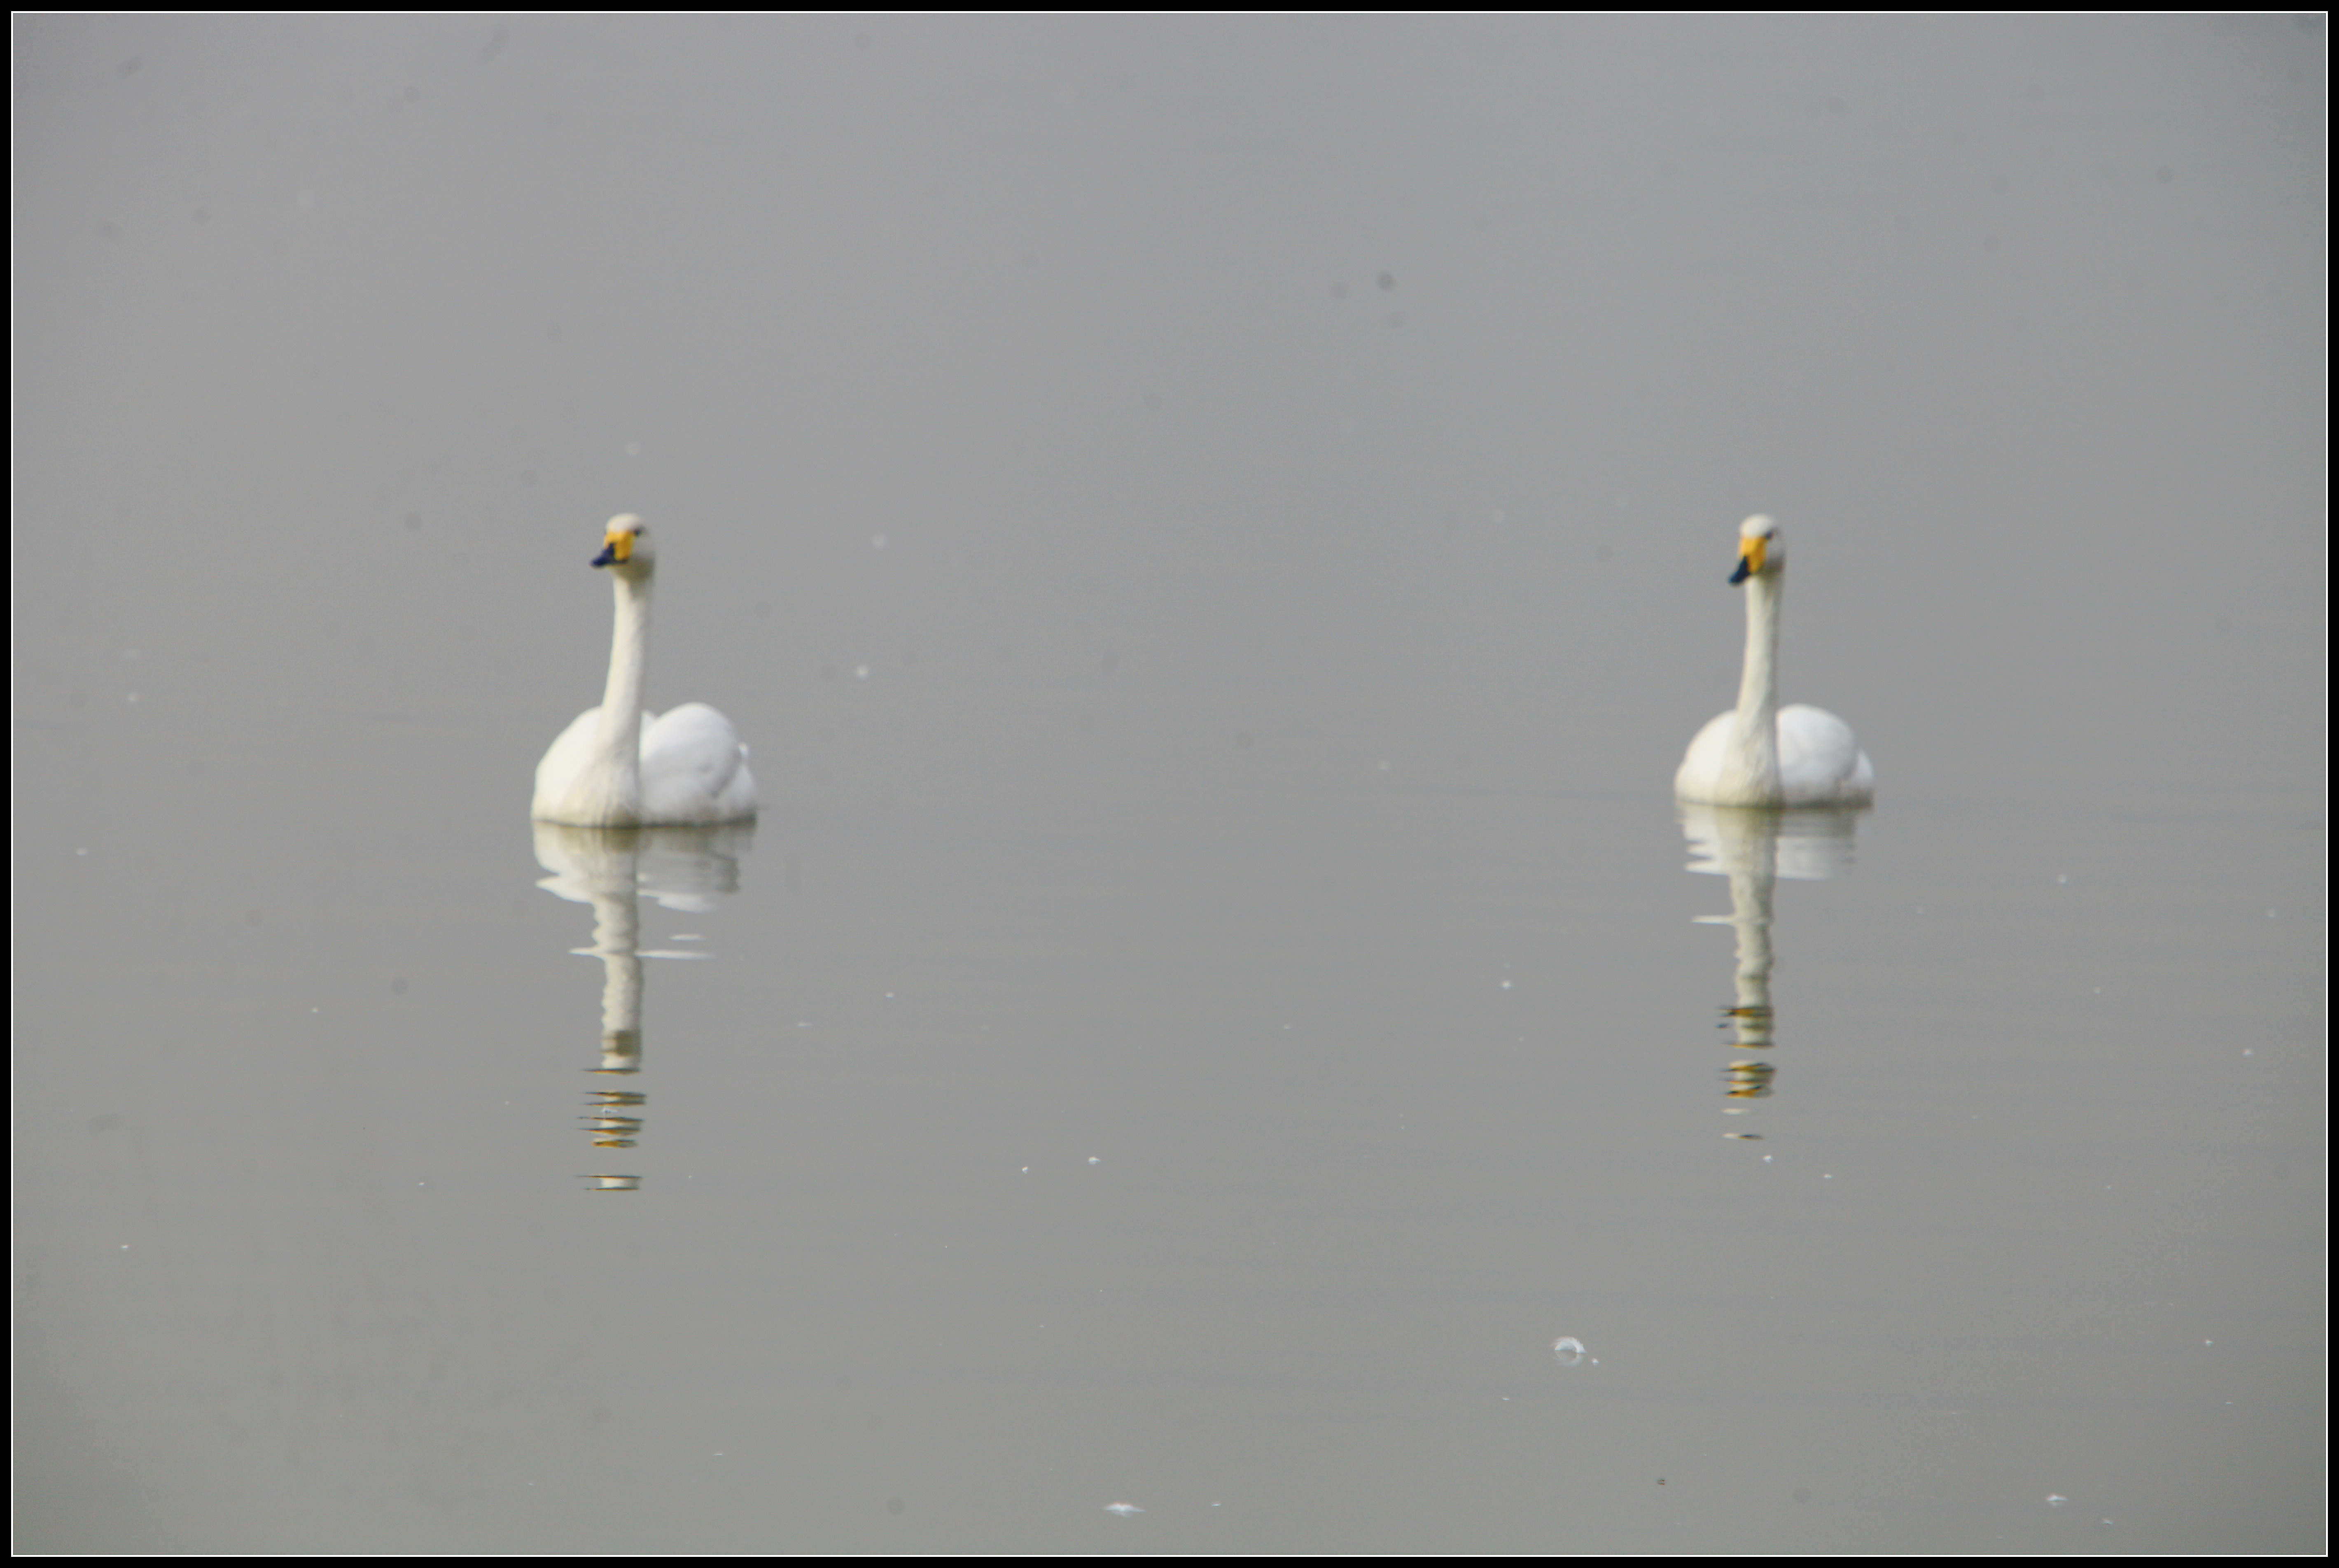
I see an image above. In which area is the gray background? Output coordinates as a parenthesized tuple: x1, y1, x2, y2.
(14, 15, 2323, 1552)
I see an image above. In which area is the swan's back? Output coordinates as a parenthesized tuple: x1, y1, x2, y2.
(1676, 702, 1873, 809)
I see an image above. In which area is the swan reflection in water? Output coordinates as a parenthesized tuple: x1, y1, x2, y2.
(533, 821, 754, 1189)
(1680, 803, 1863, 1132)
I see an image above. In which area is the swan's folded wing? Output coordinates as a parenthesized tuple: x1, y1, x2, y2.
(1776, 704, 1874, 806)
(640, 702, 758, 823)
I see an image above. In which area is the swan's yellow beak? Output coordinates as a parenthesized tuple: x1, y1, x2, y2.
(593, 528, 636, 569)
(1730, 534, 1767, 584)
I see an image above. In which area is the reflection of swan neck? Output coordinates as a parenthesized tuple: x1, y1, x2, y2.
(594, 574, 652, 807)
(591, 887, 645, 1071)
(1727, 855, 1776, 1022)
(1732, 570, 1781, 783)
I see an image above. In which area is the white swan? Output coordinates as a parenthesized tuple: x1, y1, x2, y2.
(1675, 515, 1874, 808)
(532, 514, 758, 826)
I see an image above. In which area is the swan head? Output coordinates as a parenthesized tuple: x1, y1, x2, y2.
(1730, 514, 1781, 584)
(592, 514, 655, 579)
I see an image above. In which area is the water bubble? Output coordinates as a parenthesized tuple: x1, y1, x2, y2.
(1552, 1336, 1588, 1366)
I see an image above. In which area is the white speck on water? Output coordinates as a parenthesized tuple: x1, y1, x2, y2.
(2047, 1495, 2068, 1507)
(854, 664, 871, 680)
(1104, 1502, 1143, 1516)
(1088, 1156, 1101, 1165)
(1499, 979, 1513, 990)
(1552, 1336, 1588, 1366)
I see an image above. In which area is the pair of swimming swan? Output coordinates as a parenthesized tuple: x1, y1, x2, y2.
(534, 510, 1868, 825)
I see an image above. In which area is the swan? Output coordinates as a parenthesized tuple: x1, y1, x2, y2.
(532, 514, 758, 826)
(1674, 514, 1874, 808)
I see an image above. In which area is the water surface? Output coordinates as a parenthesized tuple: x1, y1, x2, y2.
(16, 15, 2323, 1552)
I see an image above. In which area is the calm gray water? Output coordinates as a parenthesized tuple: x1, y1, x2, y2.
(15, 16, 2323, 1552)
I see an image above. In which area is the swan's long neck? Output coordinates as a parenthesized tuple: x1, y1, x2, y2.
(591, 572, 652, 813)
(1729, 569, 1782, 789)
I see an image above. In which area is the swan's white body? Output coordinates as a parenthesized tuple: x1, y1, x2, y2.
(532, 515, 757, 827)
(1674, 515, 1874, 809)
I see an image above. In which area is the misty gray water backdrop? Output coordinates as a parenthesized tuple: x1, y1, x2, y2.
(16, 15, 2321, 1552)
